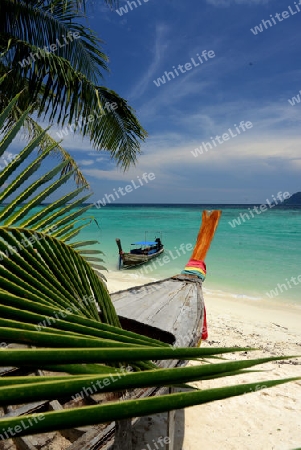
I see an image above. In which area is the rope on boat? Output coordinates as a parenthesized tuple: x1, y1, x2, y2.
(181, 259, 207, 281)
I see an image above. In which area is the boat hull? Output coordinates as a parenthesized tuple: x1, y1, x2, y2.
(121, 247, 164, 268)
(111, 274, 205, 355)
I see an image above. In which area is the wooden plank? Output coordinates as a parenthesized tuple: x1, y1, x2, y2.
(112, 282, 168, 314)
(112, 277, 204, 349)
(48, 400, 63, 411)
(112, 279, 196, 329)
(112, 276, 205, 372)
(3, 402, 48, 418)
(113, 420, 132, 450)
(167, 388, 175, 450)
(13, 437, 36, 450)
(150, 285, 196, 332)
(66, 424, 115, 450)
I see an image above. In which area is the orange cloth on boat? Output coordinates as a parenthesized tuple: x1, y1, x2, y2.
(181, 259, 207, 281)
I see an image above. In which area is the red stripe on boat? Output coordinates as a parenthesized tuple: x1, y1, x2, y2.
(185, 259, 207, 272)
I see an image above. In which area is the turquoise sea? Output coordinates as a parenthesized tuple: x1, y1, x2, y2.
(78, 204, 301, 306)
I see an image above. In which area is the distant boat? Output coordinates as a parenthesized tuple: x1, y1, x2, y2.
(115, 236, 164, 269)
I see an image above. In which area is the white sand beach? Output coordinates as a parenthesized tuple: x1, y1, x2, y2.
(106, 271, 301, 450)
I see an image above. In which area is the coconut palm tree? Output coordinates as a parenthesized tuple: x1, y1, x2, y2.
(0, 0, 147, 173)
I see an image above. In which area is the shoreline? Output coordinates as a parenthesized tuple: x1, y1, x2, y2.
(105, 270, 301, 450)
(106, 269, 301, 313)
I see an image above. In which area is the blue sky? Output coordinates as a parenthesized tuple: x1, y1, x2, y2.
(49, 0, 301, 204)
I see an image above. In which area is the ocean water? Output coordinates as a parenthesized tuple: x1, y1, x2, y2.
(5, 203, 300, 305)
(78, 204, 301, 306)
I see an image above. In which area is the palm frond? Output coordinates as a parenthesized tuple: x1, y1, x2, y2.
(2, 55, 147, 167)
(0, 83, 88, 185)
(0, 228, 118, 323)
(1, 0, 107, 82)
(0, 356, 299, 407)
(0, 89, 95, 247)
(0, 342, 299, 437)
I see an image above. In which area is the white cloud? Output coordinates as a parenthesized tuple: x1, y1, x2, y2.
(83, 129, 301, 185)
(48, 127, 92, 151)
(127, 23, 170, 100)
(82, 168, 128, 182)
(78, 159, 94, 166)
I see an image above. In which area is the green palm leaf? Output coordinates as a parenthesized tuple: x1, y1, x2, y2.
(0, 83, 88, 186)
(0, 88, 100, 266)
(19, 191, 91, 228)
(0, 353, 299, 439)
(1, 0, 107, 82)
(0, 356, 298, 406)
(1, 162, 74, 224)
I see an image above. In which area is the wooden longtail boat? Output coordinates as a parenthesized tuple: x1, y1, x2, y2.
(115, 237, 164, 269)
(0, 210, 221, 450)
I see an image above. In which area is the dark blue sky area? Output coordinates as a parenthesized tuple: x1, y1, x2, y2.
(33, 0, 301, 203)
